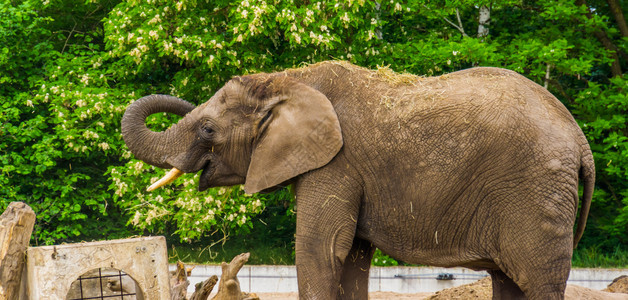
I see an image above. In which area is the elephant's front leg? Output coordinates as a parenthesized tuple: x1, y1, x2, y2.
(294, 170, 363, 299)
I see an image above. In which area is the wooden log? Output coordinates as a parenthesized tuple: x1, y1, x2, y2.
(170, 261, 189, 300)
(0, 202, 36, 299)
(212, 252, 256, 300)
(190, 275, 218, 300)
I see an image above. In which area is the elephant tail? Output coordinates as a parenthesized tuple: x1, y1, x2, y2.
(573, 145, 595, 248)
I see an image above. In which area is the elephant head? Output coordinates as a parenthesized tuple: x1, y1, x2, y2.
(121, 75, 343, 194)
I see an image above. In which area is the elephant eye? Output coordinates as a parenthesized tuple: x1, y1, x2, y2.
(202, 126, 214, 134)
(200, 121, 215, 138)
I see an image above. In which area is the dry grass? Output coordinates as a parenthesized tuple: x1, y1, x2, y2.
(291, 60, 421, 86)
(374, 64, 420, 86)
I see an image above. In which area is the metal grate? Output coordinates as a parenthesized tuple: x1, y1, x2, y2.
(66, 268, 139, 300)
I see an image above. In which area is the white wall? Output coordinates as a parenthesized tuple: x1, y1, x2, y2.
(175, 265, 628, 295)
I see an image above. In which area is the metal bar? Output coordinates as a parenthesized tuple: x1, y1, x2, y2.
(118, 269, 124, 300)
(79, 274, 84, 299)
(78, 274, 129, 280)
(99, 268, 104, 300)
(69, 293, 137, 300)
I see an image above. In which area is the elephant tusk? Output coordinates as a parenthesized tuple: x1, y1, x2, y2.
(147, 168, 184, 192)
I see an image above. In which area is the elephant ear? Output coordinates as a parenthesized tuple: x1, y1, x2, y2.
(244, 79, 343, 194)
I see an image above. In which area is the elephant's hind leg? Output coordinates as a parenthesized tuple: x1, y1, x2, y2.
(488, 269, 526, 300)
(338, 237, 375, 300)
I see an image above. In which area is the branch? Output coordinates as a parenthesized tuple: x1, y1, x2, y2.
(424, 5, 469, 37)
(61, 22, 78, 54)
(444, 9, 469, 37)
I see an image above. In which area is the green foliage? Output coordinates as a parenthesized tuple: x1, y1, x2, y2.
(572, 245, 628, 268)
(372, 249, 399, 267)
(168, 197, 295, 264)
(1, 0, 626, 263)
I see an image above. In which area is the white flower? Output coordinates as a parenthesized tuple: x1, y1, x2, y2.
(98, 142, 110, 150)
(341, 12, 350, 23)
(452, 51, 459, 56)
(132, 211, 141, 225)
(83, 130, 99, 139)
(239, 204, 246, 213)
(80, 74, 90, 85)
(26, 100, 34, 107)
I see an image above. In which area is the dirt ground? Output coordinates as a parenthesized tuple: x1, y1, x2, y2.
(254, 275, 628, 299)
(255, 292, 434, 299)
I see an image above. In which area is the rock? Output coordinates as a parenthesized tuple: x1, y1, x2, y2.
(605, 275, 628, 294)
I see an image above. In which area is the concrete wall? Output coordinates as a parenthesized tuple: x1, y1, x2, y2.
(177, 264, 628, 295)
(25, 237, 170, 300)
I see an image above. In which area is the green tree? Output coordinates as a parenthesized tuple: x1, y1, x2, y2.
(1, 0, 626, 256)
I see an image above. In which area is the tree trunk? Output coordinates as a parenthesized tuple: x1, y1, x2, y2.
(478, 5, 491, 39)
(606, 0, 628, 37)
(576, 0, 624, 77)
(0, 202, 36, 300)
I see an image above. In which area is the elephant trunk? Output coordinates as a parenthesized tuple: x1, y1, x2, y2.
(121, 94, 196, 169)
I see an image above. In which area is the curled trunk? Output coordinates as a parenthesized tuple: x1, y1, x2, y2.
(121, 95, 196, 169)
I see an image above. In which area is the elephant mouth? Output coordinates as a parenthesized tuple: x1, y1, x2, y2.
(146, 158, 214, 192)
(198, 161, 216, 192)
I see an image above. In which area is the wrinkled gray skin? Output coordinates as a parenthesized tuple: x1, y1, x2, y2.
(121, 61, 594, 300)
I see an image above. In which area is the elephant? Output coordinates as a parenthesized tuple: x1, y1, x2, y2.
(121, 61, 594, 300)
